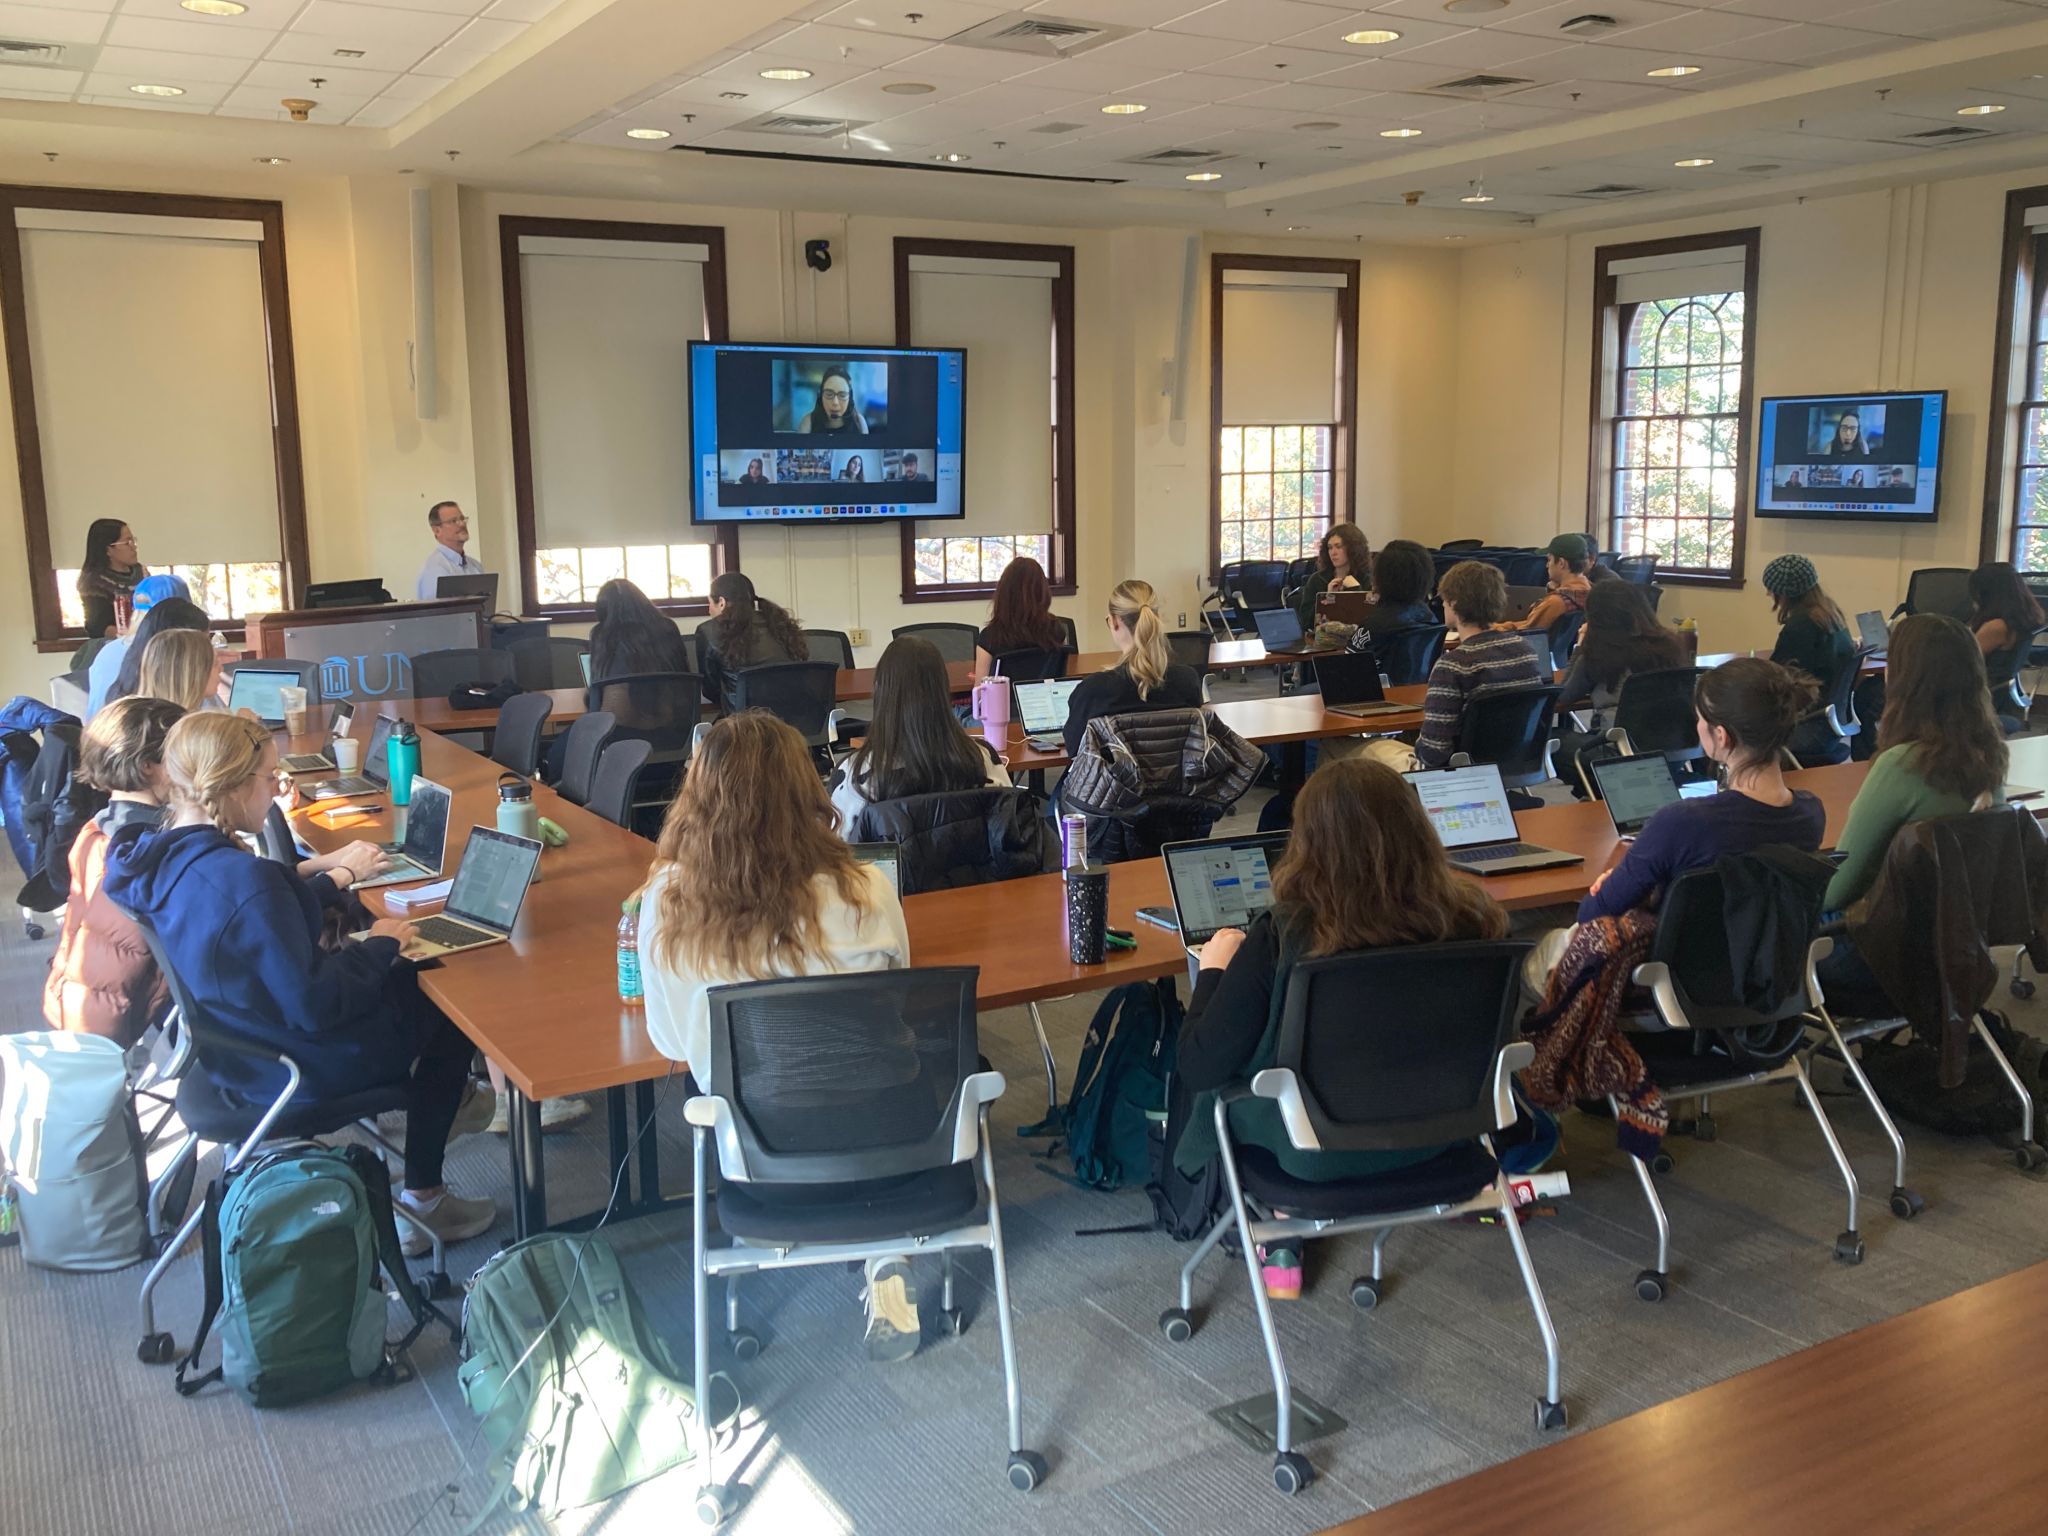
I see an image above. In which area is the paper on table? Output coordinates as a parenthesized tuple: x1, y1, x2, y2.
(385, 878, 453, 912)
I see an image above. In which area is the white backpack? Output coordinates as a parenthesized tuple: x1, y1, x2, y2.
(0, 1031, 150, 1271)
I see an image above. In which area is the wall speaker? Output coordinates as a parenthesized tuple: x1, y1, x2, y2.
(409, 185, 437, 421)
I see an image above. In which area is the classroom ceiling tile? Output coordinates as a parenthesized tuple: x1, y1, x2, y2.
(90, 44, 253, 86)
(1486, 0, 1699, 44)
(220, 81, 371, 117)
(103, 14, 275, 58)
(1836, 0, 2042, 38)
(241, 57, 402, 95)
(1161, 0, 1364, 46)
(759, 22, 937, 68)
(1187, 43, 1356, 82)
(0, 2, 111, 44)
(285, 2, 468, 54)
(815, 0, 1010, 41)
(1278, 10, 1472, 55)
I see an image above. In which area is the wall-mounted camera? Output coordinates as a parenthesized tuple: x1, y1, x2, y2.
(804, 238, 832, 273)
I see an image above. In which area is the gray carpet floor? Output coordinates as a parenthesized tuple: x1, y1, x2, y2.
(6, 695, 2048, 1535)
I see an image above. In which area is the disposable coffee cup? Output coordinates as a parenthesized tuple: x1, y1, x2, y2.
(280, 686, 309, 737)
(1065, 864, 1109, 966)
(332, 736, 362, 774)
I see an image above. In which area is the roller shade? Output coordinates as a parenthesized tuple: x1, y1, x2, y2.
(520, 242, 712, 549)
(906, 262, 1055, 537)
(1608, 245, 1748, 305)
(1220, 275, 1343, 426)
(20, 224, 279, 568)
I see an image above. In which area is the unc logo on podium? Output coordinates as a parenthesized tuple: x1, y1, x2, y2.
(320, 653, 413, 701)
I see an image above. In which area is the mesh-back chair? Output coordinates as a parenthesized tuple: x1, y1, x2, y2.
(1894, 566, 1972, 622)
(1614, 554, 1658, 586)
(506, 636, 589, 691)
(1438, 538, 1486, 553)
(1160, 941, 1563, 1494)
(1053, 615, 1079, 652)
(590, 672, 701, 800)
(1372, 624, 1448, 687)
(803, 629, 856, 669)
(554, 710, 616, 806)
(1500, 551, 1550, 588)
(731, 662, 846, 763)
(1166, 629, 1211, 673)
(1610, 866, 1859, 1303)
(1545, 608, 1586, 671)
(586, 738, 652, 830)
(1222, 560, 1289, 612)
(683, 970, 1043, 1521)
(1607, 666, 1706, 768)
(892, 622, 978, 664)
(1985, 625, 2045, 731)
(409, 647, 513, 701)
(1281, 556, 1317, 604)
(989, 648, 1068, 683)
(124, 916, 454, 1365)
(489, 691, 552, 780)
(1450, 685, 1561, 794)
(260, 803, 298, 866)
(225, 658, 321, 700)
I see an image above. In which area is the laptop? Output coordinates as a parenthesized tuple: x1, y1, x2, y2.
(1312, 653, 1410, 718)
(400, 826, 542, 957)
(1856, 609, 1890, 653)
(1404, 762, 1584, 875)
(579, 651, 592, 686)
(352, 777, 451, 889)
(1014, 677, 1083, 747)
(309, 714, 395, 799)
(850, 840, 902, 898)
(280, 701, 356, 775)
(227, 668, 305, 728)
(1252, 607, 1317, 656)
(1150, 832, 1289, 959)
(437, 572, 500, 611)
(1588, 752, 1685, 839)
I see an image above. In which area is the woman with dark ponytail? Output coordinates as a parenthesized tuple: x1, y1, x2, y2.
(696, 572, 810, 712)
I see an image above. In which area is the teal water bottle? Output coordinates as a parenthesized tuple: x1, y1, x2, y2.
(387, 719, 422, 807)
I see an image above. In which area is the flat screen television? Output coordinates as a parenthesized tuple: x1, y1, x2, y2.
(1754, 389, 1946, 523)
(688, 341, 965, 526)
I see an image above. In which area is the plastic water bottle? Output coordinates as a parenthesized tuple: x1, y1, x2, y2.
(617, 897, 644, 1007)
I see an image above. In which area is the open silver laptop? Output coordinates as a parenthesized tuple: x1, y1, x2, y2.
(352, 777, 451, 889)
(1589, 752, 1685, 840)
(227, 668, 304, 728)
(309, 714, 394, 799)
(1855, 609, 1889, 654)
(1404, 762, 1583, 875)
(401, 827, 542, 957)
(1145, 832, 1289, 959)
(1014, 678, 1083, 748)
(280, 701, 355, 775)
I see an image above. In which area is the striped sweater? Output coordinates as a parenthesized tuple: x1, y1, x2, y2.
(1415, 628, 1548, 768)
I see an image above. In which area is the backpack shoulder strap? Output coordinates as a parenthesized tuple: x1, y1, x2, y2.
(173, 1176, 227, 1397)
(345, 1145, 456, 1355)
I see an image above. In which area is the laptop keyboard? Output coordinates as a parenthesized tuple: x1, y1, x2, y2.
(414, 915, 483, 949)
(280, 752, 331, 772)
(1451, 842, 1552, 864)
(320, 775, 376, 796)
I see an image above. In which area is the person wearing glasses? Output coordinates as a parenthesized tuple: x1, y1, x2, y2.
(415, 500, 488, 601)
(799, 364, 868, 435)
(77, 519, 147, 639)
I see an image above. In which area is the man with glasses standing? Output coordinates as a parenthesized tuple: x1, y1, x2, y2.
(415, 500, 488, 601)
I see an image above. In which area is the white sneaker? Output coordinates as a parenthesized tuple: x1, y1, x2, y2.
(486, 1095, 592, 1135)
(396, 1188, 496, 1257)
(861, 1257, 922, 1363)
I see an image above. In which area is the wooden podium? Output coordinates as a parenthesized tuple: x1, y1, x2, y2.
(244, 597, 488, 704)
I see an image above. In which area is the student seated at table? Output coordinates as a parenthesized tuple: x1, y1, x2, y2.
(1292, 522, 1370, 629)
(1967, 561, 2044, 725)
(137, 629, 226, 714)
(1554, 580, 1688, 783)
(103, 598, 210, 709)
(637, 711, 918, 1359)
(1339, 538, 1437, 656)
(1169, 758, 1508, 1300)
(1062, 579, 1203, 756)
(831, 636, 1010, 836)
(971, 556, 1064, 683)
(1506, 534, 1595, 635)
(695, 572, 809, 713)
(1762, 554, 1855, 761)
(589, 577, 691, 683)
(1357, 560, 1546, 773)
(103, 713, 496, 1254)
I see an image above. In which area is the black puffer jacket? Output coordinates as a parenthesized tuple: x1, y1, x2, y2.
(849, 787, 1051, 895)
(1061, 708, 1264, 865)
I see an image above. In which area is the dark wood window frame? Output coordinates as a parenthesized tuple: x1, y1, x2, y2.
(0, 184, 310, 648)
(1588, 227, 1760, 590)
(1980, 183, 2048, 565)
(499, 215, 738, 621)
(1208, 253, 1360, 583)
(892, 236, 1077, 603)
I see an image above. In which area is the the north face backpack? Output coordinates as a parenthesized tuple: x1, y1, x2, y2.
(459, 1233, 740, 1516)
(176, 1142, 450, 1406)
(1030, 979, 1181, 1190)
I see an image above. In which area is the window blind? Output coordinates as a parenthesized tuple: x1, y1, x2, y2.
(1607, 245, 1748, 305)
(1219, 273, 1344, 427)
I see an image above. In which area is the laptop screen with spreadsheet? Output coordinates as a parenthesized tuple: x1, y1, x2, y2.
(1404, 763, 1519, 851)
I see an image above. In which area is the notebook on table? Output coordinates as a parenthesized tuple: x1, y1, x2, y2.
(1404, 762, 1583, 875)
(400, 827, 542, 957)
(227, 668, 304, 729)
(280, 701, 355, 775)
(351, 777, 451, 889)
(309, 714, 395, 800)
(1252, 608, 1317, 656)
(1014, 678, 1083, 749)
(1149, 832, 1289, 960)
(1588, 752, 1685, 839)
(1312, 653, 1410, 718)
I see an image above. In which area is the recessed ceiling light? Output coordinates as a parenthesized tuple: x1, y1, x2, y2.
(253, 156, 288, 165)
(1380, 127, 1423, 138)
(1342, 28, 1401, 45)
(1101, 102, 1147, 114)
(129, 83, 185, 97)
(1460, 178, 1494, 203)
(1958, 103, 2006, 115)
(759, 67, 813, 81)
(1647, 65, 1701, 79)
(1185, 171, 1222, 181)
(181, 0, 246, 12)
(882, 81, 935, 95)
(626, 127, 671, 140)
(1674, 157, 1714, 167)
(934, 151, 970, 163)
(1443, 0, 1507, 12)
(1286, 225, 1308, 231)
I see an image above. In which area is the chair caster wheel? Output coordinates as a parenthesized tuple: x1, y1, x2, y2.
(1634, 1269, 1667, 1303)
(1834, 1231, 1865, 1265)
(939, 1307, 965, 1338)
(1158, 1306, 1194, 1343)
(1692, 1114, 1717, 1142)
(693, 1486, 732, 1528)
(137, 1332, 175, 1365)
(1349, 1277, 1381, 1311)
(23, 922, 43, 941)
(1271, 1451, 1314, 1496)
(2011, 977, 2036, 1000)
(730, 1328, 762, 1363)
(2015, 1143, 2047, 1172)
(416, 1270, 454, 1300)
(1889, 1188, 1925, 1220)
(1536, 1398, 1568, 1432)
(1006, 1450, 1048, 1493)
(1649, 1151, 1675, 1175)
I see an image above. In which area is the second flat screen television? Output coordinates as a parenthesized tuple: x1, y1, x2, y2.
(1754, 389, 1946, 523)
(689, 341, 965, 526)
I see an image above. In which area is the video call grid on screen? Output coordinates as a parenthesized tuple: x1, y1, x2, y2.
(1755, 390, 1945, 522)
(689, 342, 966, 525)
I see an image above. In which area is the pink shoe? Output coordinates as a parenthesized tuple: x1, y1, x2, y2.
(1258, 1244, 1302, 1301)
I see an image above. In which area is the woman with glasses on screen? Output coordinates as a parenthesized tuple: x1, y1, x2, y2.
(800, 364, 868, 435)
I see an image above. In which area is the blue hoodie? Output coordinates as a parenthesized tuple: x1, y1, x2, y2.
(103, 821, 417, 1105)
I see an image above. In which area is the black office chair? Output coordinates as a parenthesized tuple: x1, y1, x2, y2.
(1280, 556, 1318, 604)
(589, 673, 700, 802)
(586, 738, 652, 831)
(1614, 554, 1658, 587)
(1500, 551, 1549, 588)
(683, 970, 1044, 1523)
(892, 622, 978, 664)
(1607, 666, 1707, 769)
(506, 636, 589, 691)
(1788, 645, 1872, 767)
(1165, 630, 1211, 673)
(1604, 865, 1858, 1302)
(1160, 940, 1564, 1494)
(730, 662, 845, 766)
(1450, 685, 1561, 798)
(1986, 625, 2044, 732)
(1438, 538, 1486, 553)
(224, 658, 321, 700)
(1544, 609, 1586, 671)
(1052, 615, 1079, 653)
(802, 629, 857, 669)
(554, 710, 617, 806)
(1893, 566, 1972, 622)
(489, 692, 552, 780)
(1372, 624, 1448, 687)
(989, 648, 1068, 683)
(1221, 560, 1289, 613)
(409, 647, 513, 701)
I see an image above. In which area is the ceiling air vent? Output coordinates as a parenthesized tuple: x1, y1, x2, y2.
(1558, 14, 1618, 36)
(1122, 147, 1230, 166)
(738, 112, 869, 137)
(1429, 73, 1535, 95)
(0, 37, 63, 63)
(1029, 121, 1086, 135)
(1896, 124, 1996, 143)
(950, 13, 1132, 59)
(1564, 183, 1654, 199)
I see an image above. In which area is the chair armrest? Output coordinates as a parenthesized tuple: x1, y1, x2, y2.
(949, 1071, 1007, 1164)
(1448, 751, 1472, 769)
(1540, 737, 1559, 783)
(691, 721, 710, 752)
(1247, 1067, 1323, 1153)
(1493, 1042, 1533, 1131)
(682, 1092, 753, 1182)
(1625, 959, 1694, 1029)
(1824, 704, 1856, 740)
(1805, 936, 1834, 1010)
(1605, 726, 1633, 753)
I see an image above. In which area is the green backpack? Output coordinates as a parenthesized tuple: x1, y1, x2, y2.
(176, 1142, 449, 1407)
(458, 1233, 740, 1515)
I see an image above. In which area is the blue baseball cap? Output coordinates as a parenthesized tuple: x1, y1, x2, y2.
(132, 574, 190, 613)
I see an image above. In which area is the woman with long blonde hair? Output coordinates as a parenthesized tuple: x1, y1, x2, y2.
(136, 628, 223, 714)
(1060, 578, 1203, 754)
(637, 711, 919, 1358)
